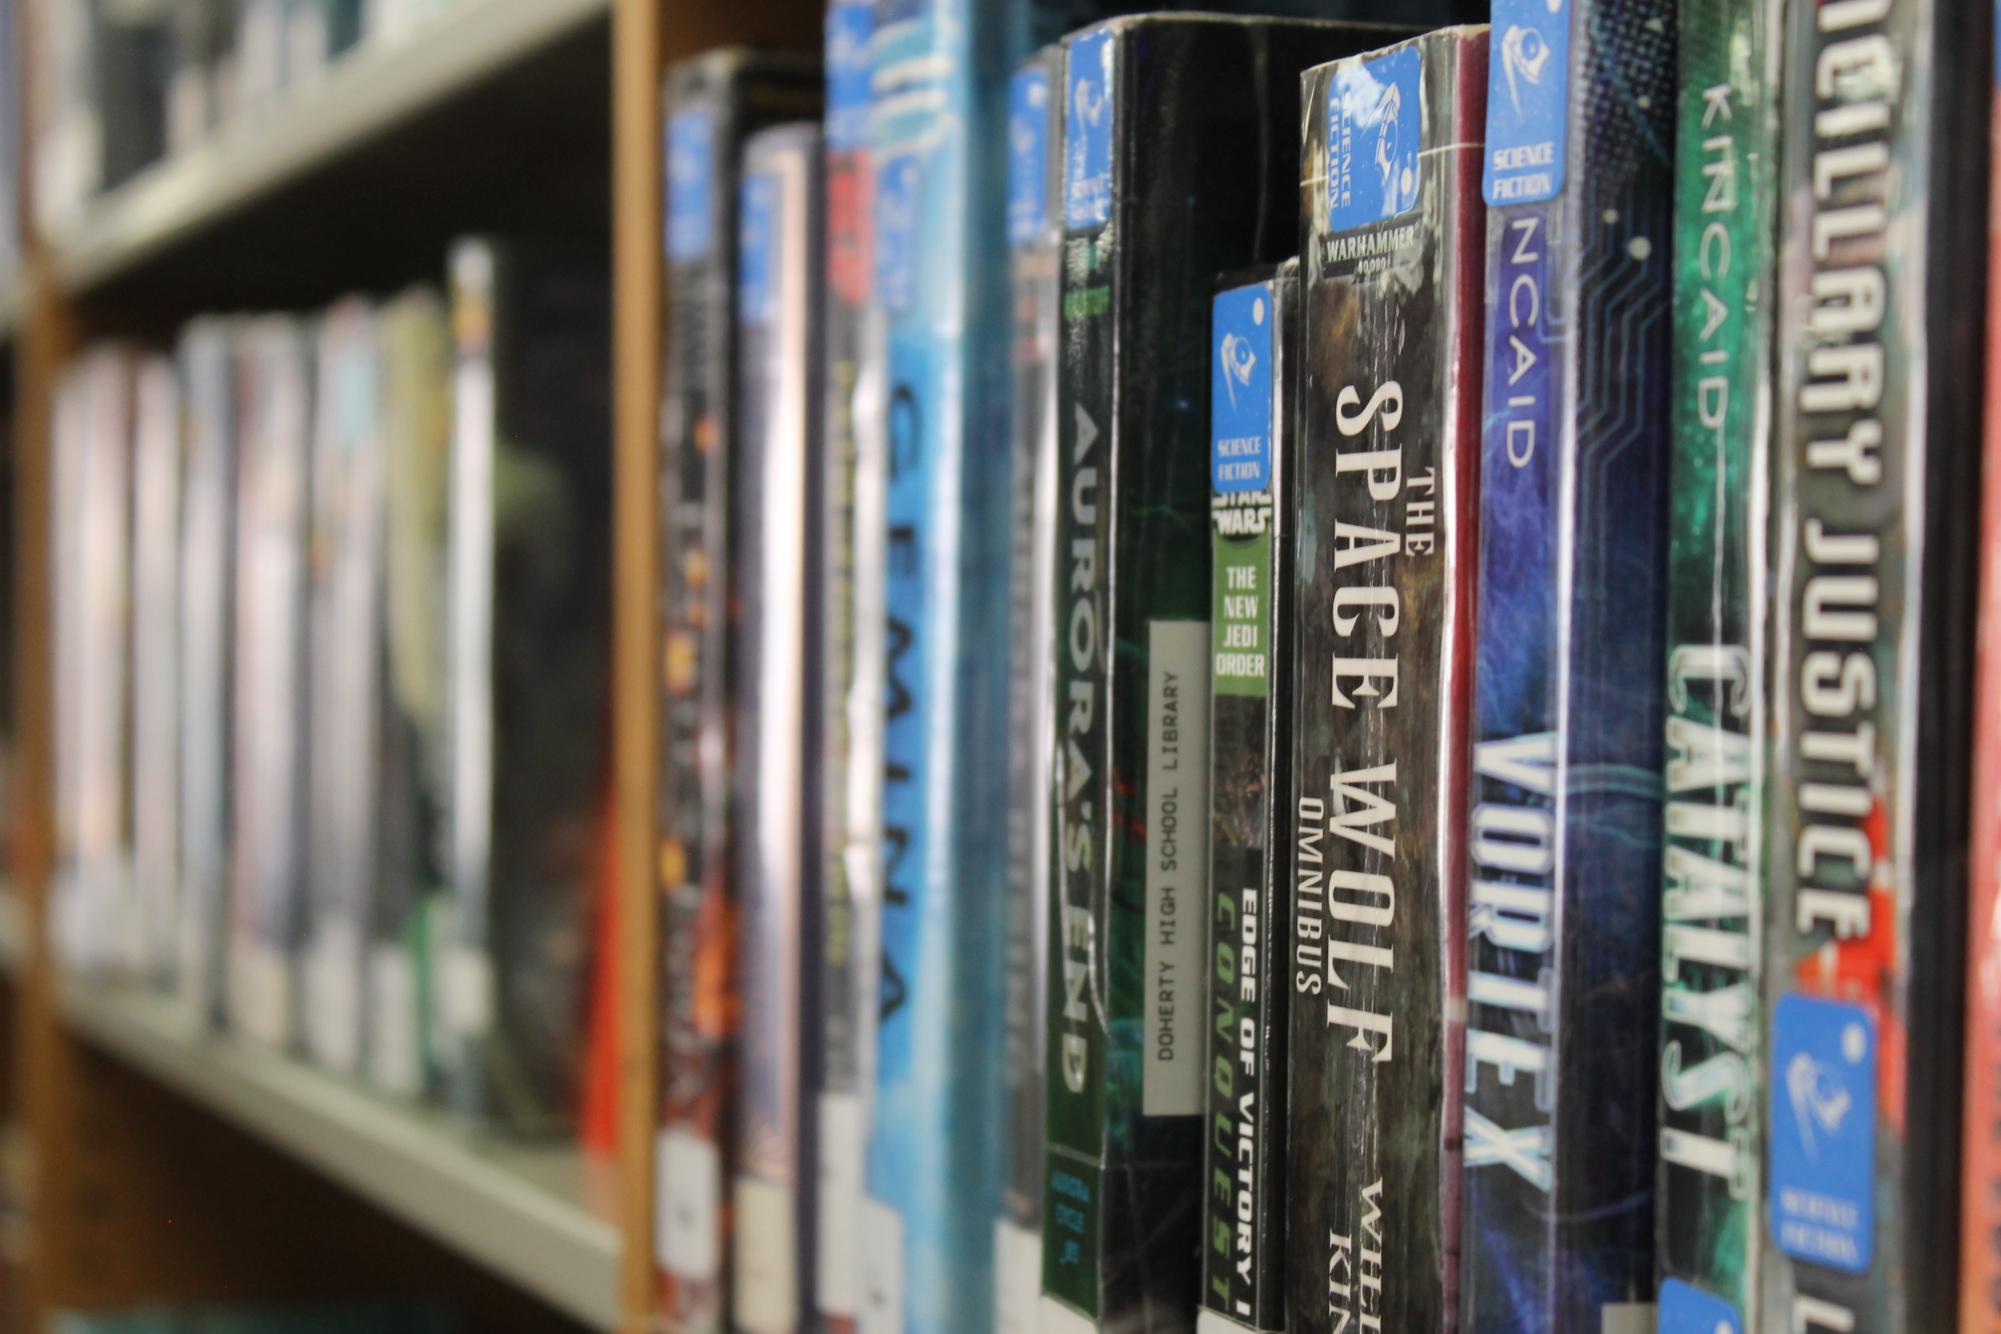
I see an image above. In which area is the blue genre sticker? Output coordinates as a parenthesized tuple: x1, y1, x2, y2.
(667, 106, 715, 262)
(739, 170, 777, 325)
(1769, 995, 1876, 1273)
(1211, 281, 1273, 495)
(1328, 43, 1424, 229)
(1659, 1279, 1741, 1334)
(826, 0, 872, 153)
(1065, 27, 1114, 232)
(1008, 65, 1051, 248)
(1483, 0, 1570, 205)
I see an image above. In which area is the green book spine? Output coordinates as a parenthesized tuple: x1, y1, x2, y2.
(1655, 0, 1777, 1328)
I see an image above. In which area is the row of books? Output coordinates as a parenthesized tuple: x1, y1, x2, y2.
(652, 0, 2001, 1331)
(31, 0, 460, 228)
(47, 236, 613, 1139)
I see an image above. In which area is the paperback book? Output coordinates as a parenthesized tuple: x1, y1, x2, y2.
(1286, 28, 1487, 1334)
(1656, 0, 1777, 1328)
(177, 319, 238, 1027)
(817, 6, 875, 1328)
(1460, 0, 1675, 1328)
(372, 286, 453, 1101)
(1965, 11, 2001, 1329)
(443, 237, 612, 1137)
(1038, 17, 1406, 1332)
(656, 49, 819, 1329)
(1200, 258, 1297, 1334)
(997, 40, 1061, 1334)
(229, 318, 313, 1050)
(730, 120, 825, 1334)
(304, 299, 385, 1080)
(131, 353, 183, 985)
(1764, 0, 1989, 1329)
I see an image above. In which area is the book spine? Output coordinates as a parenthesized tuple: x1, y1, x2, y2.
(1288, 31, 1485, 1334)
(1766, 0, 1986, 1329)
(1042, 29, 1121, 1324)
(818, 3, 875, 1329)
(1965, 12, 2001, 1327)
(1655, 0, 1776, 1328)
(731, 123, 824, 1334)
(132, 353, 183, 987)
(657, 71, 740, 1333)
(861, 2, 1016, 1327)
(998, 44, 1060, 1334)
(176, 320, 237, 1029)
(230, 320, 311, 1051)
(1461, 2, 1674, 1329)
(1202, 263, 1293, 1334)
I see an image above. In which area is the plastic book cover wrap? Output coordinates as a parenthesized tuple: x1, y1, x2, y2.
(656, 49, 819, 1329)
(303, 299, 385, 1081)
(444, 237, 612, 1137)
(50, 347, 134, 978)
(1965, 12, 2001, 1328)
(1460, 0, 1675, 1328)
(178, 319, 238, 1028)
(818, 5, 877, 1329)
(132, 352, 183, 986)
(1037, 17, 1410, 1334)
(1287, 28, 1487, 1334)
(1765, 1, 1989, 1330)
(1199, 259, 1295, 1334)
(373, 287, 453, 1102)
(730, 120, 825, 1334)
(996, 39, 1063, 1334)
(1656, 0, 1777, 1329)
(229, 318, 312, 1051)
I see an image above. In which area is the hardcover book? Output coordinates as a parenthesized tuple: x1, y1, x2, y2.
(997, 41, 1061, 1334)
(178, 319, 239, 1028)
(1037, 17, 1408, 1333)
(730, 120, 825, 1334)
(1656, 0, 1777, 1328)
(817, 6, 876, 1328)
(655, 49, 819, 1329)
(1200, 259, 1298, 1334)
(1460, 0, 1675, 1328)
(229, 318, 313, 1050)
(1286, 28, 1487, 1334)
(443, 237, 612, 1137)
(1764, 0, 1990, 1329)
(1965, 12, 2001, 1329)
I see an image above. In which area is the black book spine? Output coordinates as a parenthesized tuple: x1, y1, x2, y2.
(1201, 260, 1297, 1334)
(1287, 29, 1486, 1334)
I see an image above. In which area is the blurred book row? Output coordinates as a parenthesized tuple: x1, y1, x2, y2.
(45, 235, 615, 1143)
(31, 0, 468, 231)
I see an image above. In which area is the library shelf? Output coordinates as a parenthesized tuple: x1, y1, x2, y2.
(47, 0, 611, 297)
(55, 975, 620, 1329)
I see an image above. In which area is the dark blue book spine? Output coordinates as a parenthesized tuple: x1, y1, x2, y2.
(1460, 0, 1675, 1328)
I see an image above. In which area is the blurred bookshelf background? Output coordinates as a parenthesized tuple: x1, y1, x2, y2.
(0, 0, 822, 1329)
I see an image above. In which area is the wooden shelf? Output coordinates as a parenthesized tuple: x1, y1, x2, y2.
(46, 0, 611, 303)
(0, 888, 22, 977)
(55, 977, 620, 1330)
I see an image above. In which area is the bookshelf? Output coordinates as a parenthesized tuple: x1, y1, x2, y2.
(0, 0, 821, 1330)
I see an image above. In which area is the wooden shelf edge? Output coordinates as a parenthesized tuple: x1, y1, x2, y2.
(46, 0, 611, 294)
(55, 976, 620, 1329)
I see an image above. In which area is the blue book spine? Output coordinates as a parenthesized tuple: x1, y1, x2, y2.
(862, 0, 1017, 1327)
(1460, 0, 1675, 1329)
